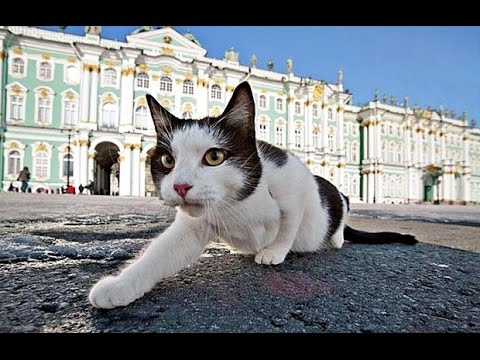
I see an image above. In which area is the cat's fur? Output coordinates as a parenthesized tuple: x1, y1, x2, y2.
(89, 82, 417, 309)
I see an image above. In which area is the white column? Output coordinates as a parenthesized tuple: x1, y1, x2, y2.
(429, 130, 435, 164)
(405, 126, 412, 165)
(440, 131, 446, 160)
(304, 99, 313, 153)
(287, 91, 295, 150)
(196, 70, 209, 117)
(463, 171, 471, 203)
(80, 64, 91, 124)
(79, 140, 89, 187)
(89, 64, 99, 126)
(119, 63, 134, 132)
(139, 156, 147, 197)
(119, 144, 132, 196)
(321, 103, 328, 151)
(174, 80, 182, 118)
(87, 151, 95, 184)
(367, 169, 374, 203)
(442, 164, 453, 202)
(0, 46, 3, 116)
(131, 144, 141, 196)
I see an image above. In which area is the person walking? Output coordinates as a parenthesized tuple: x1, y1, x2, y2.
(17, 166, 31, 193)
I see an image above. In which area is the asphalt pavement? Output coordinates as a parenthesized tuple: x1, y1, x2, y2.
(0, 193, 478, 332)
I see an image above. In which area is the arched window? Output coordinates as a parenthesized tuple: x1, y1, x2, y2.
(183, 79, 194, 95)
(12, 58, 25, 76)
(8, 150, 21, 176)
(65, 65, 79, 84)
(37, 98, 52, 124)
(312, 104, 319, 117)
(135, 105, 149, 130)
(136, 72, 150, 89)
(295, 128, 302, 148)
(295, 102, 301, 115)
(328, 108, 333, 120)
(211, 84, 221, 99)
(63, 154, 74, 177)
(182, 111, 193, 119)
(275, 126, 284, 147)
(160, 76, 173, 92)
(64, 99, 78, 126)
(276, 98, 283, 112)
(259, 95, 267, 108)
(102, 68, 117, 86)
(10, 94, 24, 120)
(35, 151, 48, 178)
(39, 62, 52, 80)
(102, 103, 117, 129)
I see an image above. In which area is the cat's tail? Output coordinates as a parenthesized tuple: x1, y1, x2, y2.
(343, 225, 418, 245)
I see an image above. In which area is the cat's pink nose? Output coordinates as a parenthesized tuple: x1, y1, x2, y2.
(173, 183, 192, 198)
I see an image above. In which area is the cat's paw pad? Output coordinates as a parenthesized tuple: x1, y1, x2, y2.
(89, 276, 140, 309)
(255, 248, 287, 265)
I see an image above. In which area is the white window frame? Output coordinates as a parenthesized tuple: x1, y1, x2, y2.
(182, 79, 194, 95)
(210, 84, 222, 100)
(37, 61, 53, 81)
(295, 101, 302, 115)
(312, 103, 319, 117)
(100, 102, 119, 130)
(33, 150, 50, 179)
(328, 108, 333, 120)
(160, 76, 173, 93)
(10, 56, 26, 78)
(294, 126, 303, 149)
(136, 72, 150, 90)
(61, 90, 79, 126)
(259, 95, 267, 109)
(62, 153, 74, 178)
(7, 150, 22, 177)
(6, 83, 27, 122)
(313, 128, 320, 149)
(101, 67, 119, 88)
(34, 87, 54, 126)
(276, 98, 284, 112)
(275, 124, 285, 147)
(134, 105, 151, 131)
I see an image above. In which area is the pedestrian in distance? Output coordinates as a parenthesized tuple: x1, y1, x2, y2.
(17, 166, 31, 193)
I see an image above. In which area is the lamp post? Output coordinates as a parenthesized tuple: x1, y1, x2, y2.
(60, 128, 73, 192)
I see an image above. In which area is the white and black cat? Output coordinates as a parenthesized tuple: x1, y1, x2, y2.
(89, 82, 417, 309)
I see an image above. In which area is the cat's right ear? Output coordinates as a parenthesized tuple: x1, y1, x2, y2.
(146, 94, 175, 134)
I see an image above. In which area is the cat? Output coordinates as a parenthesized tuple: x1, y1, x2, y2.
(89, 82, 417, 309)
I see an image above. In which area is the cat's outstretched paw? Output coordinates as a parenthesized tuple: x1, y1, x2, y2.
(255, 248, 287, 265)
(89, 276, 141, 309)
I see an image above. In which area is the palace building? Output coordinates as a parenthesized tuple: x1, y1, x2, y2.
(1, 26, 479, 203)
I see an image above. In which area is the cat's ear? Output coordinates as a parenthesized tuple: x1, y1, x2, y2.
(218, 82, 255, 136)
(146, 94, 176, 134)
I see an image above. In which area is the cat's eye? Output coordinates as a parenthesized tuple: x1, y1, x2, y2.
(203, 148, 226, 166)
(160, 153, 175, 169)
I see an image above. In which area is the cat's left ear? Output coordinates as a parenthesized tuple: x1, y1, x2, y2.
(146, 94, 176, 134)
(217, 82, 256, 138)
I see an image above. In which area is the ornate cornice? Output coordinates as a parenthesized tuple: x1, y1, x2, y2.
(78, 140, 89, 147)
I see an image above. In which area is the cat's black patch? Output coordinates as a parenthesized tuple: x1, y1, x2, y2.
(341, 192, 350, 212)
(314, 175, 343, 239)
(257, 140, 288, 167)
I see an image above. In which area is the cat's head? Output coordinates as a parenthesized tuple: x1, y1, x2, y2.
(146, 82, 262, 217)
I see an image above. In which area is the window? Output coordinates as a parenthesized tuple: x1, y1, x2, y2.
(102, 68, 117, 86)
(388, 142, 395, 163)
(275, 126, 284, 147)
(63, 154, 74, 177)
(381, 123, 386, 134)
(136, 72, 150, 89)
(312, 104, 319, 117)
(352, 125, 358, 136)
(211, 84, 222, 99)
(39, 62, 52, 80)
(295, 102, 301, 115)
(259, 95, 267, 109)
(10, 94, 24, 120)
(343, 123, 348, 135)
(35, 152, 48, 178)
(182, 111, 193, 119)
(276, 98, 283, 112)
(37, 98, 52, 124)
(351, 142, 358, 163)
(64, 100, 78, 126)
(389, 125, 394, 136)
(135, 106, 150, 131)
(328, 133, 335, 152)
(258, 123, 267, 140)
(183, 79, 194, 95)
(351, 176, 358, 196)
(328, 108, 333, 120)
(381, 141, 387, 162)
(102, 103, 117, 129)
(65, 66, 79, 84)
(12, 58, 25, 76)
(160, 76, 173, 92)
(397, 144, 403, 163)
(8, 150, 21, 176)
(295, 129, 302, 148)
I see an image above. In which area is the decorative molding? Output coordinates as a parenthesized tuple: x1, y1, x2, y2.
(312, 84, 324, 101)
(337, 106, 344, 113)
(287, 96, 294, 103)
(305, 159, 314, 165)
(131, 144, 141, 151)
(185, 72, 193, 80)
(137, 98, 146, 106)
(88, 153, 96, 160)
(161, 66, 172, 74)
(103, 93, 115, 104)
(320, 161, 329, 167)
(305, 99, 311, 107)
(35, 143, 48, 152)
(67, 56, 77, 63)
(106, 59, 118, 67)
(161, 47, 174, 55)
(41, 53, 51, 60)
(175, 78, 182, 85)
(11, 84, 23, 94)
(213, 77, 223, 85)
(138, 63, 149, 72)
(39, 88, 50, 98)
(226, 85, 235, 93)
(151, 74, 159, 81)
(78, 140, 89, 147)
(13, 47, 23, 55)
(8, 141, 19, 150)
(65, 91, 75, 100)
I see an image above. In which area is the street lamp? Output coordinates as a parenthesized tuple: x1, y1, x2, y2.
(61, 128, 73, 193)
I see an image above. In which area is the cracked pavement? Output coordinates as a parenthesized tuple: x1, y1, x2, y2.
(0, 193, 479, 332)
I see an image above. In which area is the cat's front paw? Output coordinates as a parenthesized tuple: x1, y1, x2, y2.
(89, 276, 141, 309)
(255, 248, 287, 265)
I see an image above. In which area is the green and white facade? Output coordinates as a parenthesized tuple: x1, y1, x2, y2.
(1, 26, 479, 203)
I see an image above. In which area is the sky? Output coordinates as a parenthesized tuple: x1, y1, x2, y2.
(41, 26, 480, 126)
